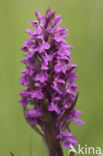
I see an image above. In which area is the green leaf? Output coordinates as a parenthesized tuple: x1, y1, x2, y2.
(10, 151, 15, 156)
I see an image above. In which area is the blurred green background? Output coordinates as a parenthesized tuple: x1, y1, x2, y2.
(0, 0, 103, 155)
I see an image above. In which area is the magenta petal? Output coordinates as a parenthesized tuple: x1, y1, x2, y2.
(74, 119, 85, 125)
(24, 29, 33, 35)
(54, 63, 66, 73)
(35, 73, 48, 83)
(30, 90, 43, 99)
(55, 15, 62, 26)
(35, 11, 42, 20)
(48, 105, 60, 114)
(43, 42, 50, 49)
(26, 109, 43, 117)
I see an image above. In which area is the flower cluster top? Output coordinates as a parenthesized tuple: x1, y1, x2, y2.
(19, 8, 84, 149)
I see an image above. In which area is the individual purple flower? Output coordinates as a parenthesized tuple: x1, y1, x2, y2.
(57, 131, 78, 148)
(35, 73, 49, 83)
(30, 90, 44, 99)
(19, 8, 84, 156)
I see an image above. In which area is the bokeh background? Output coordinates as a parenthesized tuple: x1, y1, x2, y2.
(0, 0, 103, 156)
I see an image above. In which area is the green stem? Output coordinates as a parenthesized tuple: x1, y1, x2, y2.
(70, 152, 76, 156)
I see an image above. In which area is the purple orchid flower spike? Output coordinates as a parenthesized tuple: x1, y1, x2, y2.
(19, 8, 84, 156)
